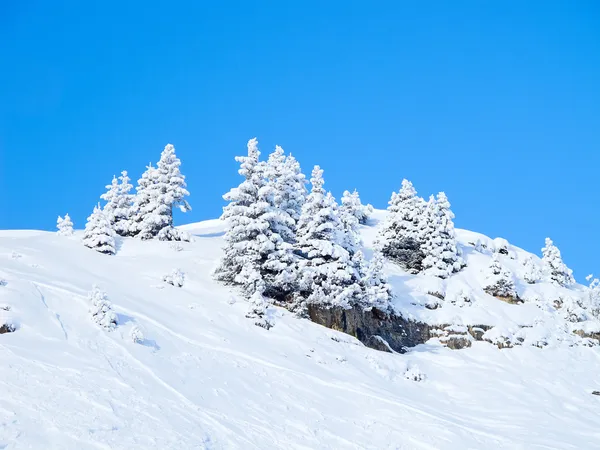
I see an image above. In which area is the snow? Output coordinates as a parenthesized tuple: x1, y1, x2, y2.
(1, 212, 600, 448)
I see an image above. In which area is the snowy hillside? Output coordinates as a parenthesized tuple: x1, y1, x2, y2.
(1, 213, 600, 449)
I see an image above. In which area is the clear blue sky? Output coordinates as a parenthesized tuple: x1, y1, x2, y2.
(1, 1, 599, 279)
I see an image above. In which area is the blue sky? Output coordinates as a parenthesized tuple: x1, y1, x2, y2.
(1, 1, 599, 279)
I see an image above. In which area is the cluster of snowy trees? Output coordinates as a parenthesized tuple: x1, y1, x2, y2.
(214, 138, 388, 323)
(481, 235, 575, 300)
(58, 144, 191, 255)
(376, 179, 465, 278)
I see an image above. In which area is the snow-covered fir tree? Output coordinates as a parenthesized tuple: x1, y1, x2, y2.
(339, 193, 363, 255)
(56, 213, 74, 236)
(361, 250, 392, 311)
(295, 166, 361, 309)
(101, 171, 134, 236)
(483, 254, 517, 298)
(417, 194, 464, 279)
(246, 290, 273, 329)
(130, 326, 145, 343)
(264, 145, 307, 243)
(377, 179, 425, 273)
(88, 285, 117, 330)
(341, 189, 373, 225)
(82, 205, 116, 255)
(163, 269, 185, 287)
(434, 192, 465, 273)
(541, 237, 575, 287)
(523, 256, 542, 284)
(214, 138, 297, 301)
(130, 144, 191, 241)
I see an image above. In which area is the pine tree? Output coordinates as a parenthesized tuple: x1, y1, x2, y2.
(341, 189, 373, 225)
(215, 138, 296, 300)
(130, 163, 160, 239)
(57, 213, 74, 236)
(434, 192, 465, 273)
(282, 153, 308, 224)
(541, 237, 575, 287)
(130, 145, 191, 241)
(156, 144, 191, 214)
(378, 179, 425, 273)
(100, 175, 119, 224)
(523, 256, 541, 284)
(88, 285, 117, 330)
(100, 172, 134, 237)
(264, 145, 306, 244)
(339, 192, 363, 255)
(361, 250, 392, 311)
(483, 254, 517, 298)
(82, 205, 116, 255)
(246, 291, 273, 329)
(295, 166, 360, 309)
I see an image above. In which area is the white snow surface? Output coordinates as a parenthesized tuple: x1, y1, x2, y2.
(1, 211, 599, 449)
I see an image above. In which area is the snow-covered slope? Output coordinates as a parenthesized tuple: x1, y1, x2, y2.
(1, 215, 600, 449)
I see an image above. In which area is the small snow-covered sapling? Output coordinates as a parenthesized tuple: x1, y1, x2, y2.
(163, 269, 185, 287)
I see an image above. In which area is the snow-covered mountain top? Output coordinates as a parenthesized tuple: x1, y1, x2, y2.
(1, 213, 599, 449)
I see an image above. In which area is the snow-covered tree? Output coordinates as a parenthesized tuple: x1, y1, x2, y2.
(130, 163, 161, 238)
(88, 285, 117, 330)
(339, 193, 363, 255)
(585, 275, 600, 318)
(264, 145, 306, 244)
(101, 171, 134, 236)
(377, 179, 425, 273)
(434, 192, 465, 272)
(246, 290, 273, 329)
(82, 205, 116, 255)
(541, 237, 575, 287)
(523, 256, 542, 284)
(282, 153, 308, 223)
(341, 189, 373, 225)
(418, 193, 464, 279)
(130, 326, 145, 343)
(156, 144, 191, 214)
(163, 269, 185, 287)
(100, 175, 119, 222)
(361, 250, 392, 311)
(57, 213, 74, 236)
(214, 138, 296, 300)
(295, 166, 361, 309)
(130, 144, 191, 241)
(483, 254, 517, 298)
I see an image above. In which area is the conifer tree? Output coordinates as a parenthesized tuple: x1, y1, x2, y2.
(483, 254, 517, 298)
(130, 163, 159, 239)
(130, 144, 191, 241)
(339, 193, 363, 255)
(215, 138, 296, 300)
(101, 171, 134, 236)
(523, 256, 541, 284)
(295, 166, 360, 309)
(341, 189, 373, 225)
(88, 285, 117, 330)
(82, 205, 116, 255)
(57, 213, 74, 236)
(378, 179, 425, 273)
(361, 250, 392, 311)
(433, 192, 465, 273)
(264, 145, 306, 243)
(541, 237, 575, 287)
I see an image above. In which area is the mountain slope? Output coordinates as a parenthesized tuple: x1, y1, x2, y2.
(1, 215, 599, 449)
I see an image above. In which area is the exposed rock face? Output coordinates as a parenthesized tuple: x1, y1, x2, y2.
(307, 304, 431, 353)
(307, 304, 494, 353)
